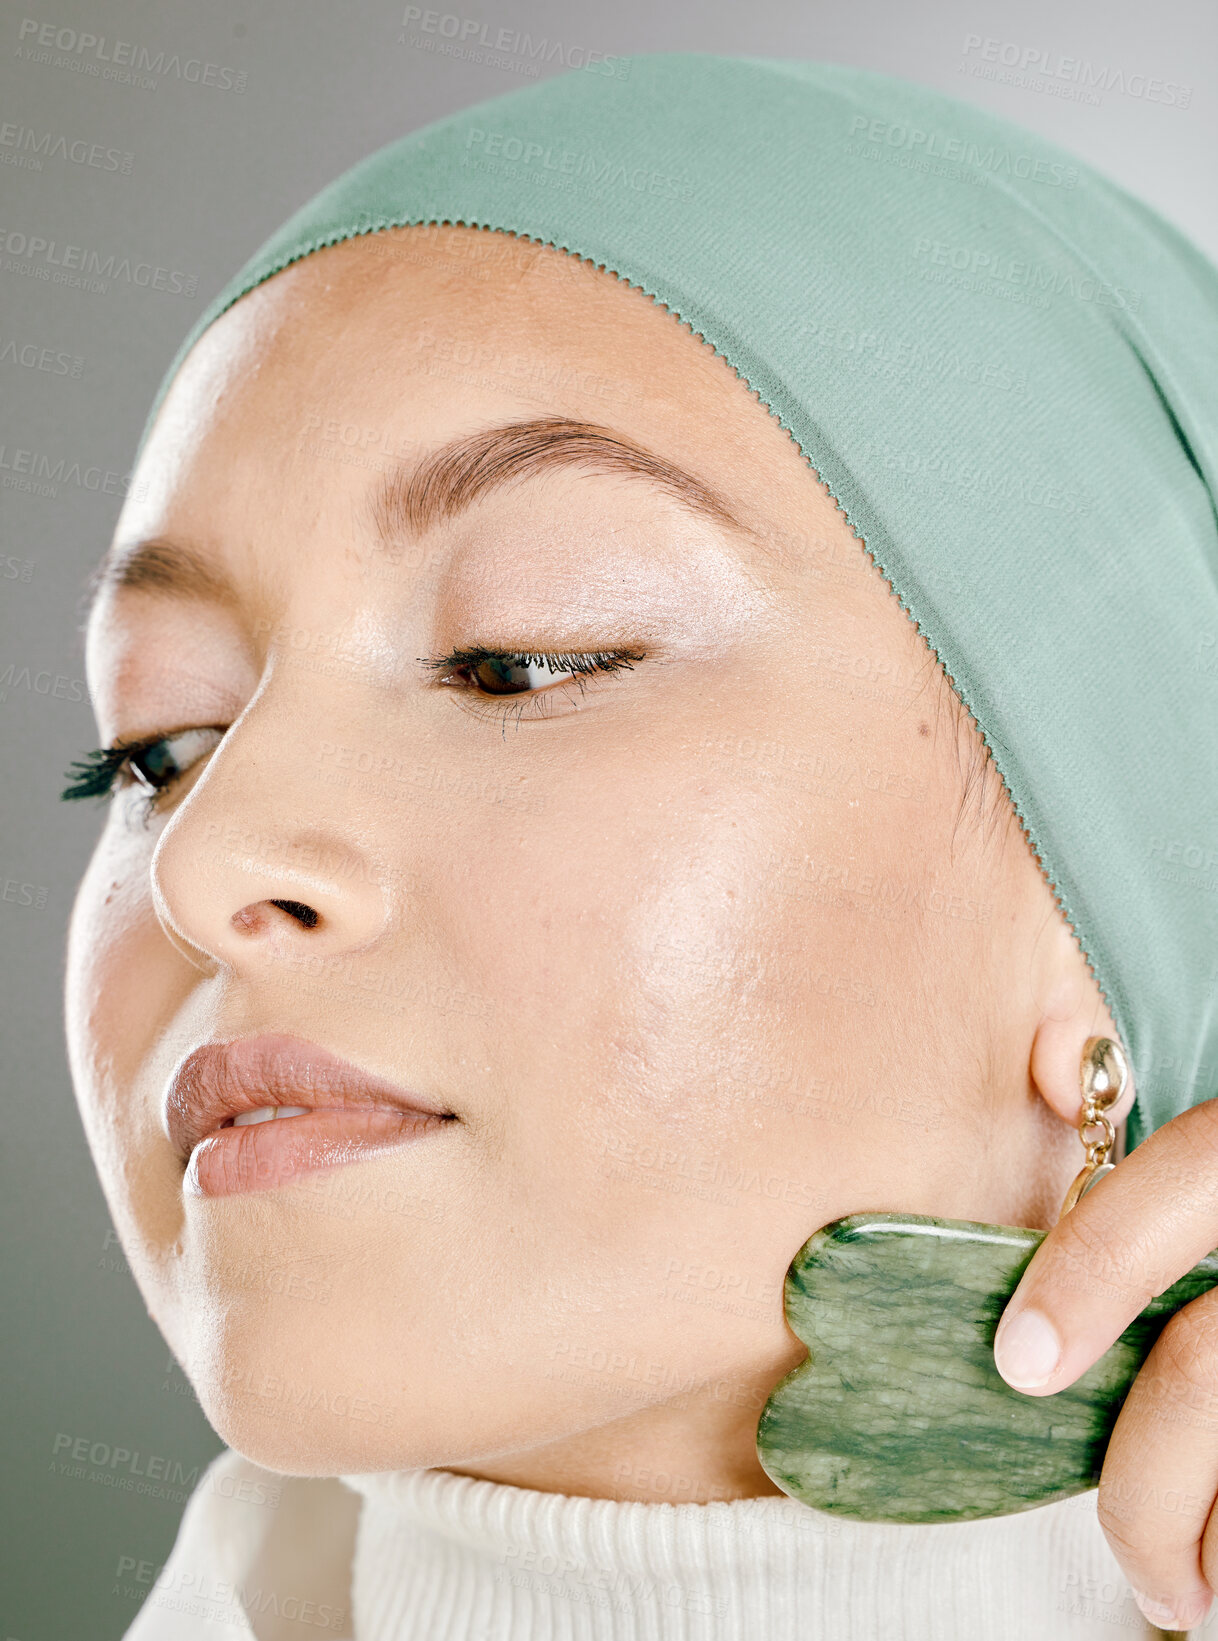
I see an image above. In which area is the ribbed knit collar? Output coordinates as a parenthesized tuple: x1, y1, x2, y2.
(339, 1466, 1165, 1640)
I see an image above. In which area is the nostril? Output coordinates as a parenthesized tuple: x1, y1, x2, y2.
(269, 899, 321, 930)
(230, 899, 324, 937)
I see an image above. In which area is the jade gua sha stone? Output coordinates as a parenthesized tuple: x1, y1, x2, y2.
(755, 1213, 1218, 1525)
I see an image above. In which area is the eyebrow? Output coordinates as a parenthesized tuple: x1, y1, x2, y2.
(90, 417, 748, 618)
(86, 536, 236, 608)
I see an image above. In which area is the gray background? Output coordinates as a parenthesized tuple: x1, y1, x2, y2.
(1, 1, 1214, 1635)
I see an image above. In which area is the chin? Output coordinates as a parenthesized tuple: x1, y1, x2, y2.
(192, 1361, 471, 1478)
(180, 1304, 387, 1473)
(186, 1315, 652, 1481)
(180, 1312, 504, 1478)
(201, 1397, 418, 1478)
(196, 1379, 590, 1481)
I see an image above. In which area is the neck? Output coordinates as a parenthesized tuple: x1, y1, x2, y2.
(445, 1374, 796, 1502)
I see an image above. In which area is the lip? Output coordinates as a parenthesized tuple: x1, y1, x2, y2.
(164, 1033, 454, 1198)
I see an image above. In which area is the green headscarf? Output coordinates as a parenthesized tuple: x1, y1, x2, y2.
(139, 54, 1218, 1151)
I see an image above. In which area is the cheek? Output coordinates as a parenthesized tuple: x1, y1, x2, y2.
(416, 734, 865, 1293)
(65, 817, 196, 1234)
(430, 753, 795, 1121)
(418, 676, 958, 1230)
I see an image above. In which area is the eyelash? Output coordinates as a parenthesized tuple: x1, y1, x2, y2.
(59, 726, 226, 812)
(419, 645, 645, 736)
(59, 646, 644, 804)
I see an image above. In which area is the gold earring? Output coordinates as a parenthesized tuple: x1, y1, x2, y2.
(1057, 1035, 1129, 1220)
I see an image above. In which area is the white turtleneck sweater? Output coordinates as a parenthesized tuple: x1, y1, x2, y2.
(123, 1448, 1182, 1640)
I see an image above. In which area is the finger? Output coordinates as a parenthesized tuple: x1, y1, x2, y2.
(1095, 1289, 1218, 1631)
(994, 1099, 1218, 1394)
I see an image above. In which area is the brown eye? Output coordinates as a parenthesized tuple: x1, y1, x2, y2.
(420, 646, 645, 713)
(467, 656, 575, 696)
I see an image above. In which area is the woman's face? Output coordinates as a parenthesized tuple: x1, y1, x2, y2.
(67, 224, 1105, 1495)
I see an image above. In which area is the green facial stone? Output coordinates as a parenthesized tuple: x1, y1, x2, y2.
(755, 1213, 1218, 1524)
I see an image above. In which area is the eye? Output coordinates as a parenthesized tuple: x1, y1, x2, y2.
(61, 725, 226, 806)
(420, 646, 644, 723)
(124, 727, 225, 794)
(464, 654, 576, 696)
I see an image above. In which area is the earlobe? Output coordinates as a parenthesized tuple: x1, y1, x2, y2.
(1028, 969, 1137, 1128)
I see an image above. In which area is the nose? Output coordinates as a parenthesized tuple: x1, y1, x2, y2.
(149, 711, 391, 974)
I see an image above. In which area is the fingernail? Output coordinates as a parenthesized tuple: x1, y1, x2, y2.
(1133, 1587, 1213, 1629)
(994, 1308, 1060, 1388)
(1133, 1591, 1181, 1626)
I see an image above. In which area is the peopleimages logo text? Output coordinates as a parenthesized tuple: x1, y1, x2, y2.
(0, 227, 197, 295)
(0, 123, 133, 173)
(961, 34, 1190, 107)
(912, 237, 1140, 313)
(464, 128, 694, 201)
(400, 7, 629, 78)
(16, 17, 247, 92)
(847, 115, 1078, 188)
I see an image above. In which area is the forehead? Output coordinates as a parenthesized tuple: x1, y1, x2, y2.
(134, 224, 806, 506)
(97, 224, 844, 640)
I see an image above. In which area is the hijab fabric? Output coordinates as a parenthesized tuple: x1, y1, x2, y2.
(140, 54, 1218, 1150)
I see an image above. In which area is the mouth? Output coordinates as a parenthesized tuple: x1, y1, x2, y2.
(164, 1033, 455, 1198)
